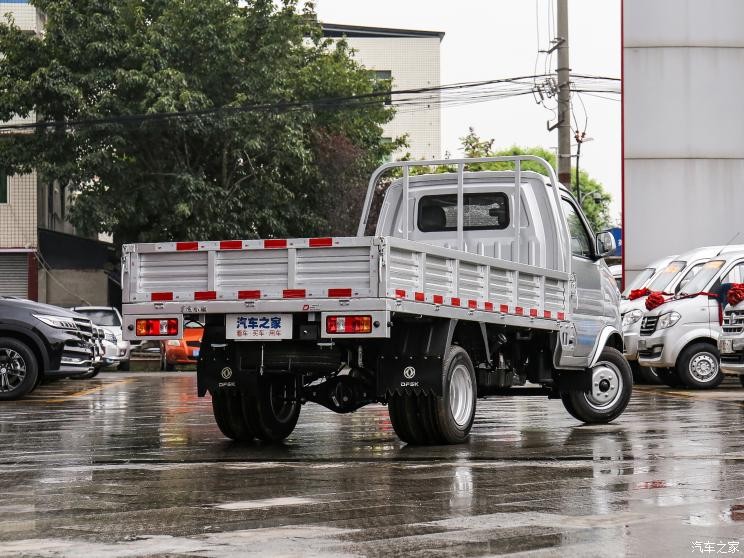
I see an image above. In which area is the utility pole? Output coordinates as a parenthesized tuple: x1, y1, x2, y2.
(556, 0, 572, 186)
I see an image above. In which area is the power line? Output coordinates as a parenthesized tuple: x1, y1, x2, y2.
(0, 74, 620, 133)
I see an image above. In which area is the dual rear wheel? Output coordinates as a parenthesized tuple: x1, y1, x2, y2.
(211, 375, 301, 443)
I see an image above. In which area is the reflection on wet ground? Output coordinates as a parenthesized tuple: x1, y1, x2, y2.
(1, 373, 744, 556)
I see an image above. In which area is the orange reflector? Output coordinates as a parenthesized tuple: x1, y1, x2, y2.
(326, 315, 372, 334)
(135, 318, 178, 337)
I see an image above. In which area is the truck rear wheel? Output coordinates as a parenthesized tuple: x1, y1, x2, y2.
(560, 347, 632, 424)
(388, 345, 476, 445)
(242, 375, 301, 443)
(676, 342, 723, 389)
(211, 391, 255, 442)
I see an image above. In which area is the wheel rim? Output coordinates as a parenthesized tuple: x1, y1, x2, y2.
(0, 348, 27, 393)
(449, 364, 474, 427)
(584, 361, 623, 410)
(688, 352, 718, 383)
(269, 379, 296, 423)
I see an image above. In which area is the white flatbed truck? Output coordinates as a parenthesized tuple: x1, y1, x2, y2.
(121, 157, 630, 444)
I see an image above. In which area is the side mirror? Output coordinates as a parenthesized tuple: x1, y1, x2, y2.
(596, 231, 616, 258)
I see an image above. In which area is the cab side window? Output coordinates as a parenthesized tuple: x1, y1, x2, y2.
(675, 263, 703, 294)
(561, 199, 592, 258)
(721, 262, 744, 286)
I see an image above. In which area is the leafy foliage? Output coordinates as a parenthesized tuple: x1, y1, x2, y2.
(0, 0, 396, 244)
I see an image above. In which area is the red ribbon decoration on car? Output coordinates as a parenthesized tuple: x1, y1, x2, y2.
(645, 291, 667, 310)
(727, 283, 744, 306)
(628, 288, 651, 300)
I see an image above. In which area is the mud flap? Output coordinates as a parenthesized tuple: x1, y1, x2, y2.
(377, 354, 444, 396)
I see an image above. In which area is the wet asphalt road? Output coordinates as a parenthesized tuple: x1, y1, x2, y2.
(1, 373, 744, 557)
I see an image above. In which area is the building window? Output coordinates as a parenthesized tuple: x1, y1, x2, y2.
(368, 70, 392, 105)
(0, 169, 7, 204)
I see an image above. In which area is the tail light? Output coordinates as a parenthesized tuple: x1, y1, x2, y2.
(136, 318, 178, 336)
(326, 315, 372, 334)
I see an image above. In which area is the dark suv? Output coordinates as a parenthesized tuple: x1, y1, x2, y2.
(0, 297, 95, 400)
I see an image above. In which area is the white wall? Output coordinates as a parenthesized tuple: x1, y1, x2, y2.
(623, 0, 744, 281)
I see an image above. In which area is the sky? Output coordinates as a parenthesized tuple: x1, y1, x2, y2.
(314, 0, 622, 222)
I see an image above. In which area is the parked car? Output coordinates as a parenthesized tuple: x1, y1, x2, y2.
(160, 319, 203, 371)
(70, 306, 131, 370)
(638, 248, 744, 388)
(718, 288, 744, 387)
(621, 246, 740, 384)
(0, 297, 95, 400)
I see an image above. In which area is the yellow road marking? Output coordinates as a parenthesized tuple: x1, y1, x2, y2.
(32, 379, 133, 403)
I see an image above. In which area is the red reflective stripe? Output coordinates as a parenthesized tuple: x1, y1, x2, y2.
(558, 312, 566, 320)
(468, 300, 477, 309)
(544, 310, 552, 319)
(176, 241, 198, 251)
(395, 289, 406, 298)
(515, 307, 524, 315)
(195, 291, 217, 300)
(433, 294, 444, 304)
(150, 292, 173, 301)
(283, 289, 306, 298)
(485, 302, 494, 311)
(328, 288, 352, 298)
(309, 237, 333, 247)
(415, 292, 425, 301)
(451, 297, 461, 306)
(220, 240, 243, 250)
(264, 239, 287, 249)
(530, 308, 538, 317)
(238, 290, 261, 299)
(500, 304, 509, 313)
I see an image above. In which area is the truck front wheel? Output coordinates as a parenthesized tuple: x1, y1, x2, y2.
(388, 345, 476, 445)
(561, 347, 632, 424)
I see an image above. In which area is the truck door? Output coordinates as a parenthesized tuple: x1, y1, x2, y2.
(561, 198, 605, 360)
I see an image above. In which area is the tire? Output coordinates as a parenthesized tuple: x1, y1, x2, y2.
(241, 375, 301, 443)
(636, 365, 662, 385)
(388, 345, 477, 445)
(0, 337, 39, 401)
(211, 391, 255, 442)
(118, 360, 130, 372)
(655, 367, 683, 388)
(676, 342, 723, 389)
(560, 347, 632, 424)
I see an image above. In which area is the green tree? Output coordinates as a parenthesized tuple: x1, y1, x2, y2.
(0, 0, 396, 244)
(458, 129, 612, 231)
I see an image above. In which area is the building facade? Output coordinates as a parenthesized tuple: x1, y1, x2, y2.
(623, 0, 744, 281)
(0, 1, 113, 305)
(322, 23, 443, 160)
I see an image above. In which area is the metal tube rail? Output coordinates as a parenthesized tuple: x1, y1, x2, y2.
(356, 156, 570, 276)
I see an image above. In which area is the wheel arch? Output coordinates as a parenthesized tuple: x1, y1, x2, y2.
(588, 326, 624, 367)
(0, 327, 49, 373)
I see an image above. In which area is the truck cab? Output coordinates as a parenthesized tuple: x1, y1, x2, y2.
(637, 248, 744, 388)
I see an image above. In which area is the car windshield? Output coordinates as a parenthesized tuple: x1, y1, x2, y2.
(647, 261, 686, 292)
(680, 260, 725, 295)
(75, 309, 120, 327)
(622, 267, 655, 297)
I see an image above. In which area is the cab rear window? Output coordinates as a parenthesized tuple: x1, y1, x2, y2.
(417, 193, 509, 232)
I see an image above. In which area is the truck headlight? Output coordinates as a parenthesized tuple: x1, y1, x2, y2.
(33, 314, 78, 330)
(622, 309, 643, 328)
(657, 311, 681, 330)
